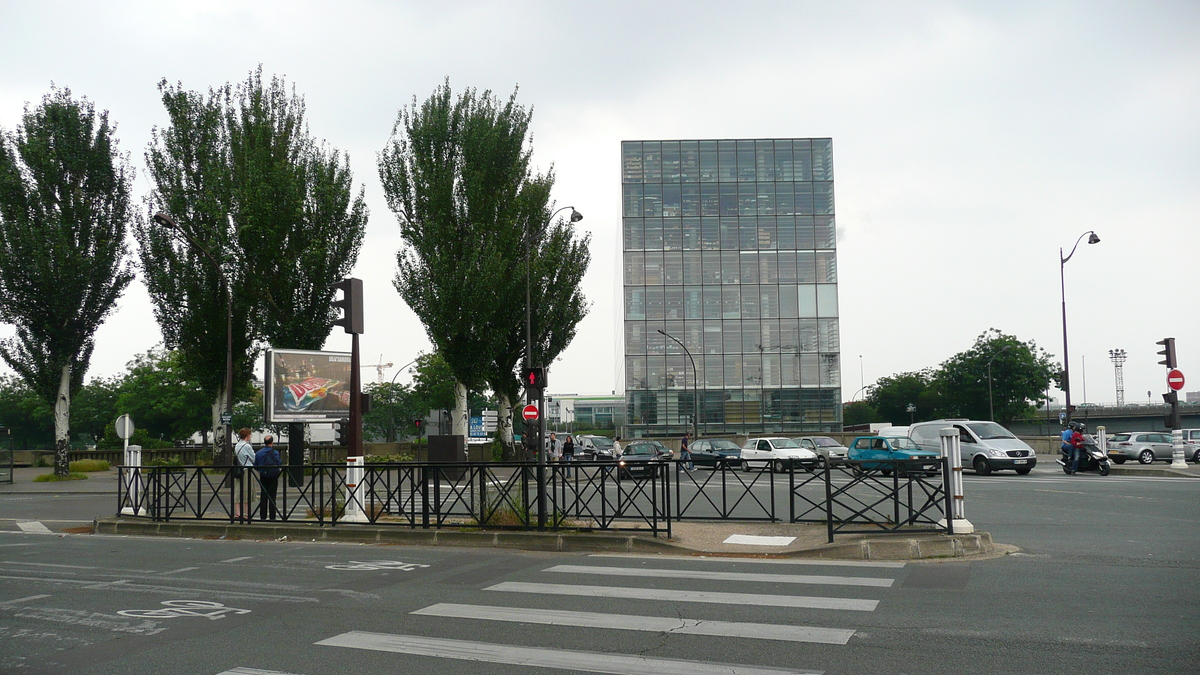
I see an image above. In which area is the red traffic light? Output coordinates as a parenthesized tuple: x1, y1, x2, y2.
(521, 367, 546, 390)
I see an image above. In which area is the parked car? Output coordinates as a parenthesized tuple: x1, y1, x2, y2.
(625, 439, 672, 458)
(574, 435, 617, 461)
(848, 435, 941, 476)
(617, 442, 669, 479)
(740, 437, 817, 473)
(1179, 429, 1200, 463)
(792, 436, 848, 466)
(908, 419, 1036, 475)
(689, 438, 742, 467)
(1105, 432, 1177, 464)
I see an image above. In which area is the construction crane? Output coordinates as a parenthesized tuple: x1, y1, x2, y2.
(361, 354, 393, 383)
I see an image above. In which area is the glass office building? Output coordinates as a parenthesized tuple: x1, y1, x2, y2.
(622, 138, 841, 438)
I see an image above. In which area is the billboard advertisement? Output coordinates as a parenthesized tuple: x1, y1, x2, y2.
(265, 349, 353, 422)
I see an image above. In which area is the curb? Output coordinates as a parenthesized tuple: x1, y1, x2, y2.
(1108, 466, 1200, 478)
(92, 518, 992, 560)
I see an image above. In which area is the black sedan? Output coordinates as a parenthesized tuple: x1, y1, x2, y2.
(617, 442, 670, 479)
(689, 438, 742, 467)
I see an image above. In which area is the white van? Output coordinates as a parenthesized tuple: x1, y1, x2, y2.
(908, 419, 1036, 476)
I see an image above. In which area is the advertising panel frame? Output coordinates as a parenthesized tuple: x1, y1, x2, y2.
(265, 348, 354, 423)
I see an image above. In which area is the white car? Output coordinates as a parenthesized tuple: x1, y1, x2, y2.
(792, 436, 849, 466)
(740, 437, 818, 473)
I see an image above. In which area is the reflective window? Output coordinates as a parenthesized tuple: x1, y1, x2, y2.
(646, 322, 665, 354)
(626, 287, 645, 319)
(820, 353, 839, 386)
(743, 353, 762, 387)
(665, 286, 684, 318)
(813, 181, 834, 214)
(661, 141, 681, 183)
(684, 321, 703, 353)
(684, 288, 702, 318)
(644, 252, 663, 284)
(777, 216, 795, 249)
(740, 220, 757, 250)
(699, 140, 719, 182)
(624, 252, 645, 285)
(741, 284, 759, 319)
(815, 251, 836, 283)
(780, 319, 799, 349)
(665, 354, 686, 388)
(702, 251, 722, 284)
(719, 183, 738, 216)
(815, 216, 836, 249)
(775, 183, 795, 215)
(794, 182, 814, 215)
(817, 284, 838, 317)
(799, 320, 819, 352)
(642, 141, 662, 182)
(704, 321, 723, 354)
(626, 355, 647, 389)
(796, 252, 816, 283)
(740, 251, 759, 284)
(626, 322, 646, 354)
(646, 286, 665, 319)
(720, 220, 739, 252)
(738, 183, 757, 216)
(760, 285, 779, 318)
(623, 184, 643, 217)
(757, 217, 776, 249)
(757, 183, 775, 216)
(755, 140, 775, 182)
(647, 355, 665, 388)
(683, 251, 702, 285)
(811, 139, 833, 181)
(737, 140, 756, 181)
(682, 186, 701, 217)
(662, 184, 682, 218)
(742, 321, 760, 352)
(623, 218, 643, 250)
(774, 141, 794, 181)
(723, 320, 742, 354)
(795, 216, 815, 249)
(663, 218, 682, 250)
(705, 355, 723, 386)
(721, 251, 740, 283)
(722, 286, 741, 318)
(793, 139, 812, 181)
(777, 251, 797, 283)
(799, 353, 819, 386)
(680, 141, 700, 182)
(663, 252, 683, 285)
(798, 284, 817, 317)
(645, 218, 664, 250)
(759, 251, 778, 283)
(781, 352, 798, 386)
(682, 217, 700, 249)
(703, 287, 722, 319)
(779, 285, 798, 317)
(763, 353, 781, 387)
(718, 141, 737, 182)
(724, 354, 742, 386)
(818, 319, 839, 351)
(700, 183, 720, 216)
(622, 142, 643, 183)
(702, 218, 720, 250)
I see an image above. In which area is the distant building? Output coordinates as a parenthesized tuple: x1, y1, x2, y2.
(621, 138, 841, 438)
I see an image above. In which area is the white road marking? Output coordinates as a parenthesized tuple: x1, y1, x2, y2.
(160, 566, 200, 575)
(2, 560, 95, 569)
(545, 564, 893, 588)
(0, 573, 319, 602)
(486, 581, 879, 611)
(587, 553, 906, 568)
(413, 602, 856, 644)
(723, 534, 797, 546)
(0, 594, 51, 605)
(217, 669, 305, 675)
(317, 631, 821, 674)
(220, 556, 255, 563)
(16, 521, 54, 535)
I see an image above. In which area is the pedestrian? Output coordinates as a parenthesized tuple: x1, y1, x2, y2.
(680, 431, 694, 471)
(561, 435, 575, 477)
(233, 428, 255, 519)
(613, 436, 622, 456)
(548, 432, 560, 463)
(254, 435, 283, 520)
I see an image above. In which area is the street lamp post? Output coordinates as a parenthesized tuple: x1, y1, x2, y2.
(986, 344, 1012, 422)
(1059, 230, 1100, 426)
(153, 212, 234, 465)
(658, 329, 698, 440)
(527, 205, 581, 530)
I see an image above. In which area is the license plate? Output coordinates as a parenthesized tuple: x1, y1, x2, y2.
(1013, 459, 1027, 465)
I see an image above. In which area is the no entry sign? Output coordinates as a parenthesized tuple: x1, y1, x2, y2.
(522, 404, 540, 421)
(1167, 369, 1185, 391)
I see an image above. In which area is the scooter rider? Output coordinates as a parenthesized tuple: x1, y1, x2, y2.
(1067, 422, 1086, 475)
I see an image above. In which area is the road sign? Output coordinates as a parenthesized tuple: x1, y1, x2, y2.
(115, 414, 135, 440)
(220, 411, 233, 425)
(522, 404, 539, 421)
(1167, 369, 1185, 391)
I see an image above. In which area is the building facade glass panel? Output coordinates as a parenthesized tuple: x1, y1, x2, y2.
(623, 137, 842, 437)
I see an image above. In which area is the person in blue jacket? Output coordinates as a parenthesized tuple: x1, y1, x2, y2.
(254, 435, 283, 520)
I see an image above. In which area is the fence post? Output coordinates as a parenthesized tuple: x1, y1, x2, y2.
(342, 456, 367, 522)
(825, 461, 834, 543)
(937, 427, 972, 534)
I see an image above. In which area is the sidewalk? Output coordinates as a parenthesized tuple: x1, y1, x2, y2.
(0, 466, 119, 493)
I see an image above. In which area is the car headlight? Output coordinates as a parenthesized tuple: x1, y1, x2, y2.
(618, 460, 626, 467)
(989, 449, 1006, 458)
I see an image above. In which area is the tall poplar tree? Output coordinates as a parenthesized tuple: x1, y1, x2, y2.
(0, 88, 135, 475)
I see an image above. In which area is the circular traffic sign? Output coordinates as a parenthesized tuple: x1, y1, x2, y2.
(522, 404, 539, 421)
(1167, 369, 1185, 391)
(115, 414, 135, 440)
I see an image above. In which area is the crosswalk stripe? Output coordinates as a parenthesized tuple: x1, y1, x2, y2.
(588, 553, 906, 568)
(412, 602, 856, 644)
(216, 669, 304, 675)
(316, 631, 822, 674)
(545, 564, 893, 588)
(486, 581, 878, 611)
(16, 521, 53, 535)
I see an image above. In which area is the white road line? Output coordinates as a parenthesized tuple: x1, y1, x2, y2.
(161, 566, 200, 575)
(317, 631, 821, 675)
(588, 553, 906, 568)
(413, 602, 856, 645)
(216, 668, 305, 675)
(220, 556, 255, 563)
(545, 564, 893, 588)
(486, 581, 878, 611)
(2, 560, 95, 569)
(16, 521, 54, 535)
(0, 594, 51, 605)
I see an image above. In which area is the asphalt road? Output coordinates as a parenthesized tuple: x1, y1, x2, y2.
(1, 465, 1197, 674)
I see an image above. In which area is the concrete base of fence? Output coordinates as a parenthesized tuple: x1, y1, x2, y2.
(93, 517, 994, 560)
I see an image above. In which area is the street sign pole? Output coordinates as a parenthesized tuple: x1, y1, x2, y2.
(1167, 369, 1186, 468)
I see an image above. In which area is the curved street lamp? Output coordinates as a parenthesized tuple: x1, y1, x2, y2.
(1059, 230, 1100, 425)
(660, 329, 699, 440)
(153, 212, 234, 464)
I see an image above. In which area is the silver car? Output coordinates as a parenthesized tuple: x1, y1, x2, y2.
(1105, 432, 1175, 464)
(792, 436, 849, 466)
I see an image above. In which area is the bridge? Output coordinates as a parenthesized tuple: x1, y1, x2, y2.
(1009, 402, 1200, 436)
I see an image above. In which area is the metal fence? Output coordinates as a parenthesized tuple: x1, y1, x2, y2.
(117, 458, 950, 541)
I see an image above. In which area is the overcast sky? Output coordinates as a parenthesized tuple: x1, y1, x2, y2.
(1, 1, 1197, 408)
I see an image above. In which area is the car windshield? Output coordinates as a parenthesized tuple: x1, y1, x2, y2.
(809, 437, 842, 447)
(966, 422, 1016, 440)
(709, 440, 740, 451)
(770, 438, 801, 448)
(891, 438, 922, 451)
(624, 444, 656, 456)
(591, 437, 614, 449)
(1109, 434, 1130, 442)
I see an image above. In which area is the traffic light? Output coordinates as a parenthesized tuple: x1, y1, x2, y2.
(360, 392, 372, 415)
(334, 420, 349, 446)
(521, 366, 546, 391)
(1156, 337, 1177, 369)
(413, 419, 423, 435)
(332, 278, 364, 334)
(1163, 391, 1181, 429)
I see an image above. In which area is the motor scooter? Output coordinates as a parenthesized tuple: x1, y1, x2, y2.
(1057, 435, 1110, 476)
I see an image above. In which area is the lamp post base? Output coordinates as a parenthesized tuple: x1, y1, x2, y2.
(937, 518, 975, 534)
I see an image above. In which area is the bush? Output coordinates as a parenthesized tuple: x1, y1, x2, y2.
(364, 453, 415, 464)
(144, 456, 184, 467)
(34, 472, 88, 482)
(69, 459, 110, 472)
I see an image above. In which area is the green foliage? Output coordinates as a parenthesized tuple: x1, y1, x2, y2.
(113, 348, 211, 444)
(931, 329, 1059, 425)
(34, 472, 87, 482)
(144, 455, 184, 467)
(0, 374, 53, 449)
(97, 426, 173, 450)
(363, 381, 422, 442)
(363, 453, 415, 463)
(71, 376, 121, 445)
(842, 401, 884, 426)
(866, 370, 939, 425)
(69, 459, 110, 472)
(409, 352, 456, 413)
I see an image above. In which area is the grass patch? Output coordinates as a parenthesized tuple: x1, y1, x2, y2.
(34, 472, 88, 482)
(69, 459, 110, 472)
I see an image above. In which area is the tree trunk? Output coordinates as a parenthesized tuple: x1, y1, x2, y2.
(53, 364, 71, 477)
(452, 379, 468, 438)
(211, 389, 228, 465)
(497, 393, 516, 461)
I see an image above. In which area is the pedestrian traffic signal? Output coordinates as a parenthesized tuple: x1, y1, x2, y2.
(332, 278, 364, 334)
(1156, 337, 1177, 369)
(413, 419, 423, 435)
(334, 421, 349, 446)
(521, 367, 546, 391)
(360, 392, 372, 415)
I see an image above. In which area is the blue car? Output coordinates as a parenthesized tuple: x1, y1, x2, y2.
(848, 436, 942, 476)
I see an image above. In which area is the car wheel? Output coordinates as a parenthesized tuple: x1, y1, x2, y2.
(1112, 457, 1126, 464)
(1015, 467, 1032, 475)
(773, 459, 787, 474)
(742, 459, 752, 472)
(816, 455, 827, 468)
(1098, 463, 1110, 476)
(1193, 449, 1200, 464)
(973, 456, 992, 476)
(880, 468, 892, 477)
(1138, 450, 1154, 465)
